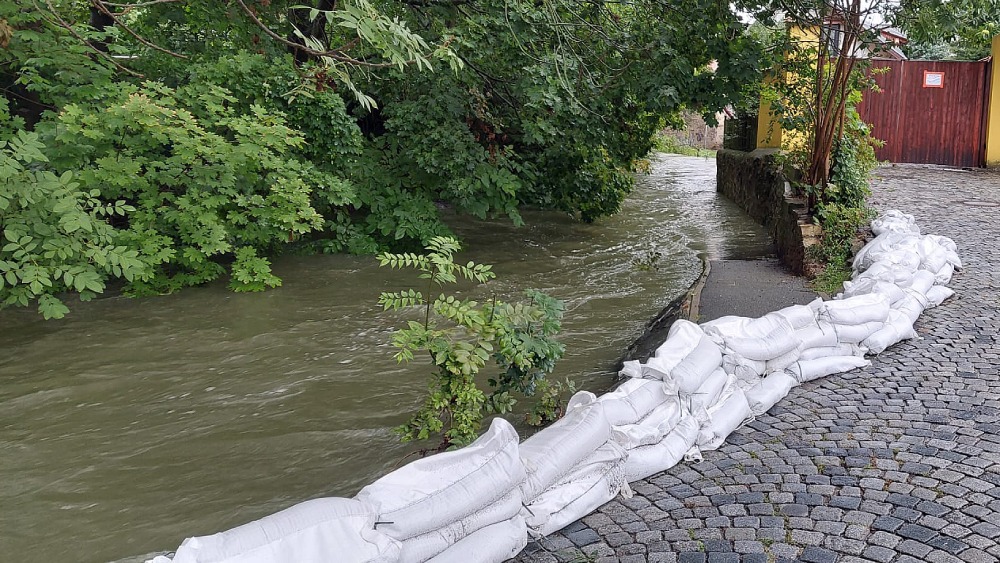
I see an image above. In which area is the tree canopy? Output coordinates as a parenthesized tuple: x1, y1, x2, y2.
(1, 0, 768, 317)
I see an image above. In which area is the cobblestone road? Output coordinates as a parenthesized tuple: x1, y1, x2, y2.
(513, 165, 1000, 563)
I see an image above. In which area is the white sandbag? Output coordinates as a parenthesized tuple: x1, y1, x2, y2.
(763, 343, 803, 373)
(933, 263, 954, 285)
(665, 336, 724, 394)
(519, 398, 611, 502)
(832, 320, 885, 344)
(523, 442, 629, 537)
(699, 315, 751, 334)
(853, 232, 922, 272)
(597, 378, 674, 426)
(722, 352, 765, 390)
(795, 321, 839, 350)
(166, 498, 401, 563)
(628, 397, 685, 438)
(744, 371, 798, 416)
(686, 368, 731, 412)
(426, 516, 528, 563)
(787, 356, 871, 384)
(840, 277, 906, 305)
(696, 386, 752, 452)
(798, 343, 866, 361)
(647, 319, 705, 373)
(818, 293, 890, 325)
(725, 328, 799, 362)
(621, 415, 701, 482)
(894, 290, 929, 324)
(618, 360, 642, 379)
(904, 269, 937, 295)
(862, 260, 919, 285)
(863, 310, 918, 354)
(871, 210, 920, 236)
(709, 315, 799, 361)
(355, 418, 524, 541)
(925, 285, 955, 308)
(398, 490, 522, 563)
(773, 304, 818, 329)
(923, 235, 961, 268)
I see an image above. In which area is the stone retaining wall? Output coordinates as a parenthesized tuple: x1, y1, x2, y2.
(716, 149, 819, 275)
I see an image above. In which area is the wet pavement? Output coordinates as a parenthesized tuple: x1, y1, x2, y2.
(513, 164, 1000, 563)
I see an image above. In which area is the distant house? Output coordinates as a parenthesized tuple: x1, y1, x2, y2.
(819, 17, 908, 60)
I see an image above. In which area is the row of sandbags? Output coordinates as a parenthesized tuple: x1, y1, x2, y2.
(148, 210, 959, 563)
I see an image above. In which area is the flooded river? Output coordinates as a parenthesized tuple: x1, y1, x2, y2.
(0, 155, 771, 562)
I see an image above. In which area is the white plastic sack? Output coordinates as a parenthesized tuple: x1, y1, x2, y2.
(863, 310, 918, 354)
(861, 261, 917, 285)
(894, 290, 929, 325)
(764, 343, 803, 373)
(721, 353, 765, 389)
(795, 321, 839, 350)
(618, 360, 642, 379)
(426, 516, 528, 563)
(664, 336, 724, 394)
(840, 277, 906, 305)
(686, 368, 731, 412)
(625, 397, 685, 441)
(696, 386, 752, 452)
(519, 398, 611, 502)
(709, 316, 799, 362)
(647, 319, 705, 374)
(933, 263, 955, 285)
(832, 320, 885, 344)
(925, 285, 955, 308)
(772, 304, 818, 329)
(355, 418, 524, 541)
(923, 234, 961, 268)
(744, 372, 798, 416)
(699, 315, 751, 334)
(853, 232, 922, 272)
(398, 490, 522, 563)
(871, 210, 920, 236)
(798, 343, 866, 361)
(818, 293, 890, 325)
(905, 269, 937, 295)
(597, 378, 674, 426)
(787, 356, 871, 384)
(621, 415, 701, 482)
(165, 498, 401, 563)
(523, 442, 629, 537)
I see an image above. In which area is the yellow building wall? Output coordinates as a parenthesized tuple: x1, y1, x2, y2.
(756, 25, 819, 151)
(986, 35, 1000, 168)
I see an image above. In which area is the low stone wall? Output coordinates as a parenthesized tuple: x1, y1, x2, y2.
(716, 149, 819, 275)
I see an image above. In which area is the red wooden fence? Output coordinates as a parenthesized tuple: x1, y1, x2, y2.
(856, 60, 991, 168)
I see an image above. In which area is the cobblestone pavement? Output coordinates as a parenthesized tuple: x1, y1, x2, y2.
(513, 165, 1000, 563)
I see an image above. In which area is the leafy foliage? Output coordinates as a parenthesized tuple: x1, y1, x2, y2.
(896, 0, 1000, 60)
(0, 125, 148, 318)
(378, 237, 566, 447)
(41, 81, 332, 295)
(1, 0, 775, 316)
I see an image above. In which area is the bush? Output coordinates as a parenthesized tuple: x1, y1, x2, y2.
(378, 237, 566, 447)
(41, 81, 345, 295)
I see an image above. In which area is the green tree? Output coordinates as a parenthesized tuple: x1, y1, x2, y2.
(896, 0, 999, 60)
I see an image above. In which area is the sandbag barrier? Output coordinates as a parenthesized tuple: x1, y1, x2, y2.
(149, 210, 959, 563)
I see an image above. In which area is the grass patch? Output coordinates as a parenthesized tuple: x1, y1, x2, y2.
(810, 260, 853, 295)
(652, 132, 716, 158)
